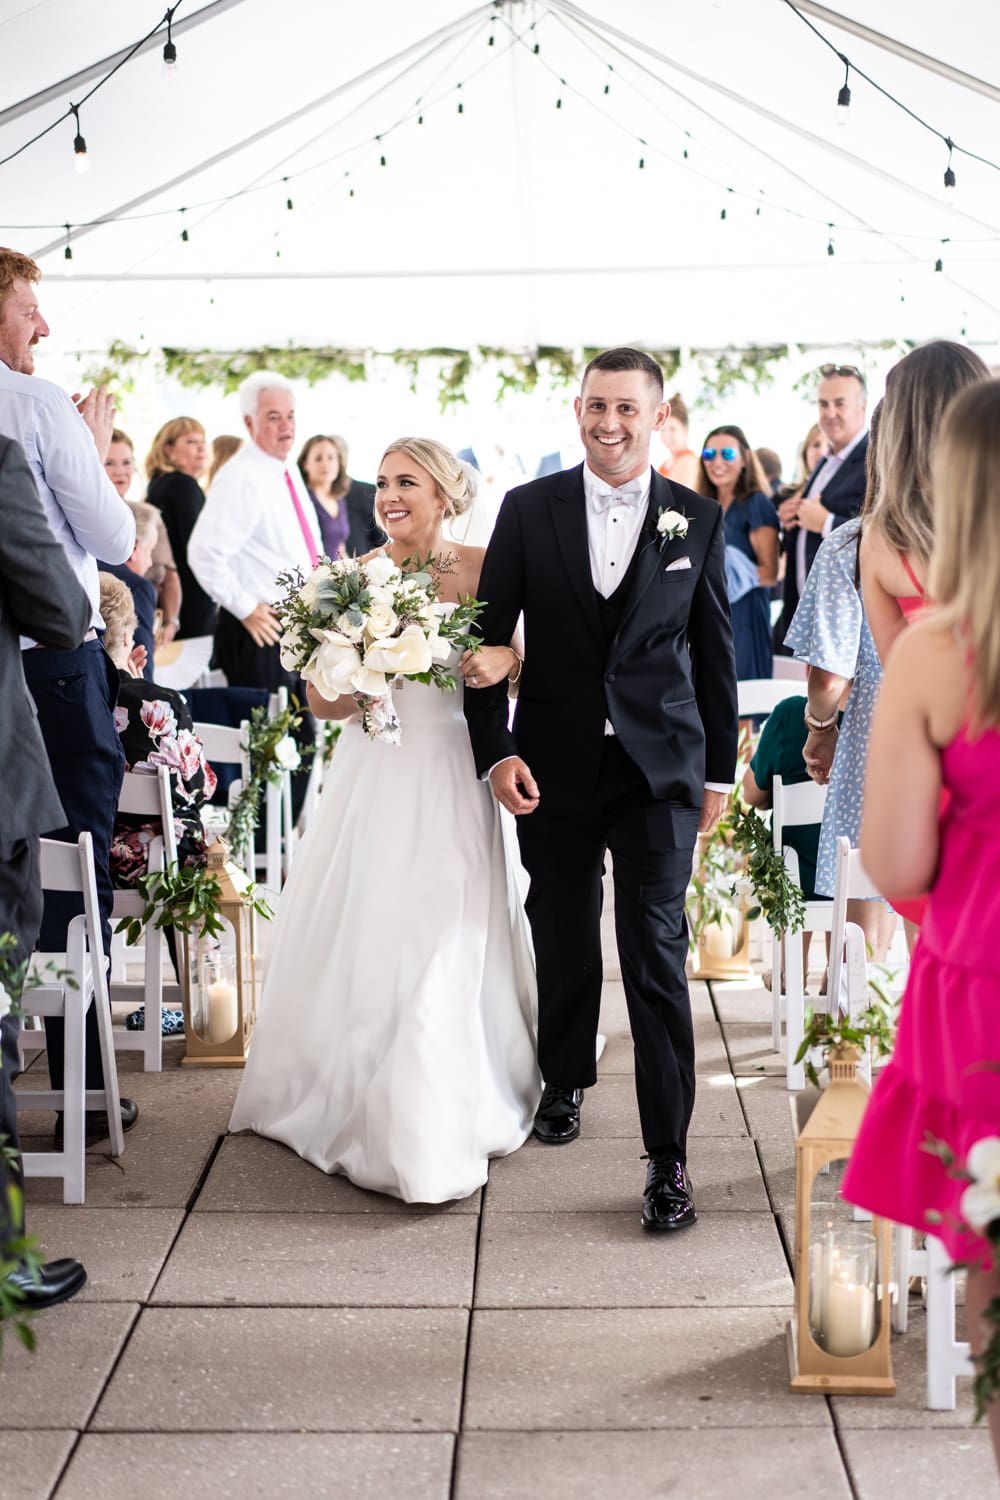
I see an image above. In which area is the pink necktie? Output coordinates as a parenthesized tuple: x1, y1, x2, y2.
(284, 469, 320, 568)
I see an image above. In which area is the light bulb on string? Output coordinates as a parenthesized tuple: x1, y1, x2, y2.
(70, 106, 89, 173)
(827, 237, 835, 257)
(180, 208, 189, 244)
(284, 177, 293, 211)
(162, 6, 178, 79)
(63, 226, 73, 276)
(934, 256, 943, 272)
(836, 55, 851, 126)
(604, 66, 613, 96)
(943, 138, 957, 193)
(457, 84, 463, 115)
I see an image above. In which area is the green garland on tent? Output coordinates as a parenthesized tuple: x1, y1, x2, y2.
(82, 340, 799, 410)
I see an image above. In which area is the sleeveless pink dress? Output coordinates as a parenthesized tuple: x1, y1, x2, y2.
(843, 722, 1000, 1266)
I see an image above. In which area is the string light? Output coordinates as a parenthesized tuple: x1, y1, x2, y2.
(162, 4, 178, 79)
(180, 208, 189, 243)
(63, 225, 73, 273)
(284, 178, 293, 210)
(604, 65, 612, 95)
(944, 138, 957, 191)
(836, 55, 851, 126)
(70, 106, 89, 174)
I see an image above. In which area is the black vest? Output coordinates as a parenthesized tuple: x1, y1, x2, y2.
(594, 526, 649, 653)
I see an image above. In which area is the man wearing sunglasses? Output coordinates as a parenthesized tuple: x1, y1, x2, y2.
(776, 364, 868, 648)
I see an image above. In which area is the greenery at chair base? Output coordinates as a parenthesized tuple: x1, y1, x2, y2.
(794, 968, 901, 1089)
(0, 933, 57, 1359)
(224, 699, 309, 875)
(115, 859, 273, 949)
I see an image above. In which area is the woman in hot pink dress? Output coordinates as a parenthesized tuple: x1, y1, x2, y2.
(845, 380, 1000, 1463)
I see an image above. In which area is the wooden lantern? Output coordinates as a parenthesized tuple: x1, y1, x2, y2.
(180, 841, 260, 1067)
(788, 1042, 895, 1395)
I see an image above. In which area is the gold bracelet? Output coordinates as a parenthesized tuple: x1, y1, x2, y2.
(508, 650, 523, 685)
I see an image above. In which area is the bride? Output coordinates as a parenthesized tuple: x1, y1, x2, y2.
(229, 437, 540, 1203)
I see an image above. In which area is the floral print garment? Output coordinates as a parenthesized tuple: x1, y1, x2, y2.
(110, 678, 217, 887)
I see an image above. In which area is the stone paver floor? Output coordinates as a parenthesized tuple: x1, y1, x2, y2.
(1, 913, 993, 1499)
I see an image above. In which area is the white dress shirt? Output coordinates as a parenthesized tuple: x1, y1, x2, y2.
(582, 462, 651, 596)
(187, 442, 320, 621)
(795, 427, 867, 595)
(0, 361, 135, 644)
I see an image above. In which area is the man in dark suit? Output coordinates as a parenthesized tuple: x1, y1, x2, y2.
(775, 364, 869, 647)
(464, 348, 738, 1232)
(0, 435, 91, 1308)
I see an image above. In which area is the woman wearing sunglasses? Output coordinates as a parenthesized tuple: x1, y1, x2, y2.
(696, 426, 779, 680)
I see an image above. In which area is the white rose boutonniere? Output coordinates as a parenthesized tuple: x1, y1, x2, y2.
(656, 508, 690, 550)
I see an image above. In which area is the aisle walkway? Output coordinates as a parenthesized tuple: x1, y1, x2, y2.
(1, 919, 993, 1499)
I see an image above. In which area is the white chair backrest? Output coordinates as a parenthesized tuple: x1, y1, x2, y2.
(117, 766, 178, 867)
(737, 678, 806, 718)
(773, 775, 827, 852)
(37, 832, 109, 1014)
(772, 656, 808, 682)
(827, 836, 884, 1014)
(194, 720, 250, 769)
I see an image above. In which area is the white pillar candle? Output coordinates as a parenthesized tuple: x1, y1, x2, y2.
(824, 1279, 875, 1357)
(205, 981, 238, 1045)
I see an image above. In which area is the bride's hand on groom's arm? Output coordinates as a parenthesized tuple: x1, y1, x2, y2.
(489, 757, 540, 816)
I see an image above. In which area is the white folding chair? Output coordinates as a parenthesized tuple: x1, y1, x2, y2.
(194, 718, 252, 872)
(109, 766, 180, 1072)
(262, 687, 294, 889)
(18, 833, 124, 1204)
(769, 776, 830, 1089)
(737, 677, 810, 718)
(772, 656, 808, 682)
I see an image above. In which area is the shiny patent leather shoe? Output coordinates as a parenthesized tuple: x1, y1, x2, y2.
(640, 1154, 697, 1232)
(533, 1083, 584, 1145)
(5, 1258, 87, 1312)
(53, 1097, 139, 1148)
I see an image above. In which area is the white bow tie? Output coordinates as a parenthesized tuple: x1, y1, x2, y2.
(592, 480, 645, 510)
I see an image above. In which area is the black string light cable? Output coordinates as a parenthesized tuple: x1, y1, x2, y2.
(0, 3, 186, 171)
(781, 0, 1000, 183)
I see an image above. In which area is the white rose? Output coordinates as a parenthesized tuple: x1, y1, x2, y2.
(427, 630, 452, 663)
(656, 508, 689, 539)
(364, 623, 433, 676)
(335, 612, 365, 643)
(367, 585, 396, 608)
(272, 735, 301, 772)
(365, 603, 398, 640)
(960, 1137, 1000, 1229)
(304, 630, 364, 697)
(365, 555, 401, 588)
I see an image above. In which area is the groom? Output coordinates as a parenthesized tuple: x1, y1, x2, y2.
(464, 348, 738, 1231)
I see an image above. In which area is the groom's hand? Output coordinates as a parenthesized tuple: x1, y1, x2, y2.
(489, 756, 540, 815)
(698, 788, 729, 835)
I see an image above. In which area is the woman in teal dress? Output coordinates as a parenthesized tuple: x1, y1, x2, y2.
(695, 426, 779, 680)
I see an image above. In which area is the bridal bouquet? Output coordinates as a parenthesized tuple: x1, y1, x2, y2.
(274, 553, 483, 744)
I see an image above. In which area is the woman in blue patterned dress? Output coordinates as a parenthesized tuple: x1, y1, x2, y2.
(695, 426, 779, 680)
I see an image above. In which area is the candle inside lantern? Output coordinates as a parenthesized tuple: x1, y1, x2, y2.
(205, 980, 238, 1044)
(824, 1278, 875, 1357)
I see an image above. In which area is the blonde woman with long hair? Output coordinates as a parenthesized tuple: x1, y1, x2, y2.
(846, 379, 1000, 1470)
(859, 340, 988, 664)
(145, 417, 217, 639)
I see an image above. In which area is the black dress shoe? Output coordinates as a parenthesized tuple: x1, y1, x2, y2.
(53, 1097, 139, 1148)
(640, 1154, 697, 1232)
(533, 1083, 584, 1145)
(5, 1258, 87, 1312)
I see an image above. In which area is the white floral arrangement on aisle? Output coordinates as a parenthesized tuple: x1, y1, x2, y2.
(274, 553, 484, 744)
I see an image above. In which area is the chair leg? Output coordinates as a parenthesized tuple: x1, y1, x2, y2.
(893, 1224, 911, 1334)
(926, 1234, 973, 1409)
(770, 930, 782, 1054)
(61, 947, 87, 1206)
(784, 922, 806, 1091)
(142, 923, 164, 1072)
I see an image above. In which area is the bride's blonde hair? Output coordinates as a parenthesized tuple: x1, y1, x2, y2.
(930, 380, 1000, 732)
(379, 437, 478, 518)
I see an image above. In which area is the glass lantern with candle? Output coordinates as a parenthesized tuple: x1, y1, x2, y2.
(788, 1042, 895, 1395)
(180, 840, 261, 1067)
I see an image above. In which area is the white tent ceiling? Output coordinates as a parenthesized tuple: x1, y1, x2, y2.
(2, 0, 999, 361)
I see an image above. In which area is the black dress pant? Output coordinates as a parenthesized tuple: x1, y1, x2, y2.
(516, 737, 700, 1159)
(213, 608, 315, 822)
(0, 836, 43, 1237)
(21, 640, 125, 1092)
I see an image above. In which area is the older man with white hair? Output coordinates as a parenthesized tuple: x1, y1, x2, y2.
(189, 371, 320, 695)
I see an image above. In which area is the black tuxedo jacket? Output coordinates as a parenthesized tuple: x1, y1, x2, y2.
(464, 464, 738, 814)
(0, 436, 91, 844)
(780, 432, 868, 626)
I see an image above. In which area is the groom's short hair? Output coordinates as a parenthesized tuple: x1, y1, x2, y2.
(582, 347, 664, 398)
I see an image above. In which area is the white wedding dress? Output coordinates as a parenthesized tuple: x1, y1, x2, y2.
(229, 647, 541, 1203)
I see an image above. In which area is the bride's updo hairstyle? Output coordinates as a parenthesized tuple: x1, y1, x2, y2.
(380, 437, 479, 518)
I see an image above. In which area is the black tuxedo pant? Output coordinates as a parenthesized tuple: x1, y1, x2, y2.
(22, 640, 126, 1094)
(0, 836, 43, 1237)
(516, 737, 700, 1159)
(213, 609, 314, 823)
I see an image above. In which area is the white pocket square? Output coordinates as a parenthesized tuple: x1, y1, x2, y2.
(664, 556, 692, 572)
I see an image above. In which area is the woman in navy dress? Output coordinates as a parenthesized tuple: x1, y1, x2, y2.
(695, 425, 779, 680)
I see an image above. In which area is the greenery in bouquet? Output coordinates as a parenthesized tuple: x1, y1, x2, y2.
(274, 553, 483, 744)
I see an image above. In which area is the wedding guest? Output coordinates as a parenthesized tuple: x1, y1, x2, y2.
(0, 246, 137, 1145)
(331, 433, 386, 557)
(207, 433, 242, 487)
(695, 425, 778, 680)
(846, 379, 1000, 1473)
(146, 417, 217, 640)
(755, 446, 783, 497)
(99, 500, 160, 680)
(98, 573, 214, 886)
(656, 391, 698, 488)
(775, 365, 868, 648)
(187, 372, 317, 814)
(105, 428, 182, 644)
(0, 433, 90, 1309)
(298, 433, 350, 559)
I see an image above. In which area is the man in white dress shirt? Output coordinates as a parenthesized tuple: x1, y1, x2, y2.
(0, 247, 137, 1144)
